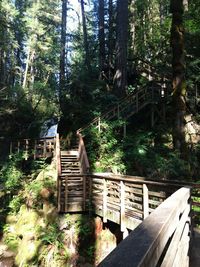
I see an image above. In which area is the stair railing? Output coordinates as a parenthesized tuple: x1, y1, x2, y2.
(77, 132, 90, 174)
(9, 136, 56, 159)
(77, 86, 156, 134)
(56, 133, 61, 212)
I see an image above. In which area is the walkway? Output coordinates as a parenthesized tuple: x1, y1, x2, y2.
(190, 228, 200, 267)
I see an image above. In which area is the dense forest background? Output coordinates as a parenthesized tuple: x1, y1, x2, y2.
(0, 0, 200, 178)
(0, 1, 200, 266)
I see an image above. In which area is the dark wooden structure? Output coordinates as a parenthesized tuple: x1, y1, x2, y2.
(10, 137, 55, 159)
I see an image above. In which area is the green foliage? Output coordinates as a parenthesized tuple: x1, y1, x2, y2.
(123, 129, 194, 180)
(38, 223, 62, 246)
(0, 153, 24, 191)
(85, 120, 126, 174)
(9, 195, 24, 213)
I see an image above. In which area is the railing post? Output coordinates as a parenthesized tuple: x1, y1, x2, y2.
(103, 178, 107, 223)
(120, 181, 126, 232)
(34, 140, 37, 160)
(98, 117, 101, 132)
(83, 175, 86, 211)
(56, 133, 61, 212)
(25, 139, 29, 160)
(65, 176, 68, 212)
(143, 183, 149, 219)
(89, 175, 93, 216)
(123, 123, 127, 138)
(10, 141, 13, 155)
(43, 139, 47, 157)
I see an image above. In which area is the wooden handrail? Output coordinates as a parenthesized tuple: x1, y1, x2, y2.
(77, 132, 90, 173)
(77, 86, 157, 134)
(56, 133, 61, 212)
(10, 136, 56, 158)
(56, 133, 61, 177)
(98, 187, 191, 267)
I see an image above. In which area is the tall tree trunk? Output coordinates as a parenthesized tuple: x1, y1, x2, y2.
(98, 0, 106, 78)
(170, 0, 188, 158)
(108, 0, 114, 84)
(114, 0, 128, 98)
(80, 0, 91, 71)
(60, 0, 67, 111)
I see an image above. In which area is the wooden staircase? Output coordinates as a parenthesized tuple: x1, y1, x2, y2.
(57, 85, 167, 213)
(77, 85, 166, 134)
(57, 133, 89, 213)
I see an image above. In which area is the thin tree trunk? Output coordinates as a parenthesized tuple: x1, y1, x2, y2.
(23, 47, 30, 89)
(80, 0, 91, 71)
(170, 0, 188, 158)
(59, 0, 67, 109)
(98, 0, 106, 78)
(108, 0, 114, 83)
(113, 0, 128, 98)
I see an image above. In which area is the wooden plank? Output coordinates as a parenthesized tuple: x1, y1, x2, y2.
(143, 184, 149, 219)
(57, 178, 61, 212)
(171, 222, 190, 267)
(120, 181, 126, 232)
(98, 187, 191, 267)
(64, 177, 68, 212)
(103, 179, 108, 223)
(160, 204, 190, 267)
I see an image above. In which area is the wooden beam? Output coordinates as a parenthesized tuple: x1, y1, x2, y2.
(143, 184, 149, 219)
(103, 178, 108, 223)
(120, 181, 126, 232)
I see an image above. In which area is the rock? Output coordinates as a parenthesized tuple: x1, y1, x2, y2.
(94, 217, 103, 236)
(6, 215, 16, 224)
(0, 242, 15, 267)
(40, 188, 52, 200)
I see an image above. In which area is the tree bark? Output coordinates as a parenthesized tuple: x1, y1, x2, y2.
(108, 0, 114, 83)
(114, 0, 128, 98)
(80, 0, 91, 71)
(170, 0, 188, 158)
(59, 0, 67, 109)
(98, 0, 106, 78)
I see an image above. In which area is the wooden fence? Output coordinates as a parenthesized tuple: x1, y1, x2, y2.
(10, 137, 56, 159)
(98, 186, 191, 267)
(84, 175, 185, 232)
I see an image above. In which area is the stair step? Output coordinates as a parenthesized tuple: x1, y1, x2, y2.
(61, 151, 78, 156)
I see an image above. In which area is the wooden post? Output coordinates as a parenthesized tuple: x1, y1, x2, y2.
(57, 178, 61, 212)
(83, 175, 86, 211)
(10, 142, 13, 155)
(65, 176, 68, 212)
(88, 176, 93, 216)
(123, 123, 127, 138)
(103, 179, 107, 223)
(98, 117, 101, 132)
(43, 139, 47, 157)
(25, 139, 29, 160)
(120, 181, 126, 232)
(143, 184, 149, 219)
(34, 140, 37, 160)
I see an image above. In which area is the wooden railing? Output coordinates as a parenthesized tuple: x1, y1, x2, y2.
(10, 137, 56, 159)
(56, 134, 62, 212)
(98, 186, 191, 267)
(77, 132, 90, 173)
(77, 86, 164, 134)
(85, 175, 184, 232)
